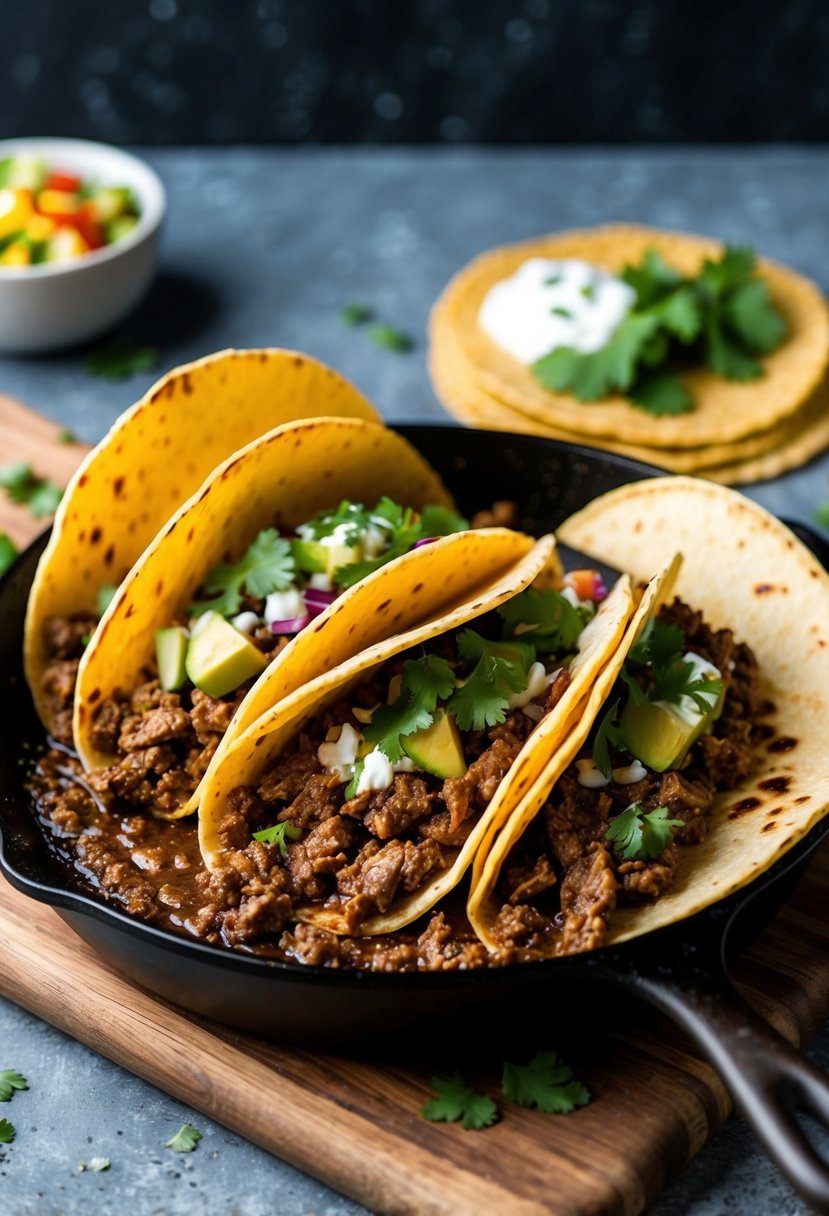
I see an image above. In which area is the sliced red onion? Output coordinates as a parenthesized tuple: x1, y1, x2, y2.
(413, 536, 437, 549)
(592, 574, 609, 603)
(271, 614, 311, 635)
(304, 587, 336, 608)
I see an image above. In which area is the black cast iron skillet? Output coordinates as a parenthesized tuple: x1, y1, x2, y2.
(3, 427, 829, 1207)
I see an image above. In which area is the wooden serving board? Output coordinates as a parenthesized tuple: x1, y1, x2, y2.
(2, 393, 829, 1216)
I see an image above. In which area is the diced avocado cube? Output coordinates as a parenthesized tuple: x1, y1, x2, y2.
(291, 537, 328, 574)
(0, 157, 47, 191)
(104, 214, 139, 245)
(155, 626, 189, 692)
(402, 711, 467, 779)
(185, 611, 268, 698)
(619, 697, 714, 773)
(325, 541, 361, 577)
(90, 186, 135, 223)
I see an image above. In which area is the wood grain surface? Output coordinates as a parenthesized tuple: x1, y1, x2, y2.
(1, 393, 828, 1216)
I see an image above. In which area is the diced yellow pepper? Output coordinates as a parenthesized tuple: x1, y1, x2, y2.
(37, 188, 80, 217)
(0, 241, 31, 267)
(47, 227, 90, 262)
(0, 188, 33, 239)
(25, 214, 57, 242)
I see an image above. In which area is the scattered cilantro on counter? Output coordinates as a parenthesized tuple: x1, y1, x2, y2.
(340, 301, 374, 327)
(605, 803, 683, 861)
(421, 1073, 498, 1131)
(190, 529, 295, 617)
(816, 502, 829, 532)
(0, 1070, 28, 1102)
(0, 533, 18, 577)
(252, 821, 303, 855)
(86, 343, 159, 381)
(0, 1117, 15, 1144)
(501, 1051, 591, 1114)
(0, 462, 63, 518)
(96, 583, 118, 617)
(367, 323, 414, 352)
(166, 1123, 203, 1153)
(57, 428, 77, 444)
(532, 245, 787, 415)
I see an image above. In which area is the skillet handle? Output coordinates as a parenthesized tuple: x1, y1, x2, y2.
(626, 967, 829, 1212)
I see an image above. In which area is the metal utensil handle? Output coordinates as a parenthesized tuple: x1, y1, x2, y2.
(628, 968, 829, 1212)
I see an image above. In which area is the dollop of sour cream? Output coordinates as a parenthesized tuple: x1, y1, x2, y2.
(478, 258, 636, 364)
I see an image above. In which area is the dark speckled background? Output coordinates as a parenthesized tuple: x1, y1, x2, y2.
(2, 0, 829, 144)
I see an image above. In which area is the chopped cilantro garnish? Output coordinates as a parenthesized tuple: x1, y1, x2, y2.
(367, 323, 413, 352)
(252, 821, 302, 855)
(340, 301, 374, 327)
(0, 462, 63, 519)
(591, 698, 626, 778)
(96, 583, 118, 617)
(418, 504, 469, 537)
(364, 655, 455, 761)
(531, 244, 787, 415)
(421, 1073, 498, 1131)
(190, 528, 295, 617)
(165, 1123, 202, 1153)
(0, 1070, 28, 1102)
(605, 803, 683, 861)
(86, 343, 159, 381)
(344, 758, 365, 799)
(627, 618, 723, 712)
(0, 1117, 15, 1144)
(497, 586, 587, 654)
(447, 635, 528, 730)
(57, 427, 77, 444)
(0, 533, 18, 577)
(550, 305, 572, 319)
(321, 497, 467, 590)
(501, 1051, 591, 1114)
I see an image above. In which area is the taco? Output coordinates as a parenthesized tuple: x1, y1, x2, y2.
(468, 478, 829, 958)
(72, 417, 534, 819)
(194, 538, 635, 939)
(26, 348, 380, 736)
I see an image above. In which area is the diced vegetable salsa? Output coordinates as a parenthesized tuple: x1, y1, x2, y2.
(0, 157, 140, 268)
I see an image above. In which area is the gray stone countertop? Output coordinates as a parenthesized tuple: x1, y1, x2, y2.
(1, 147, 828, 1216)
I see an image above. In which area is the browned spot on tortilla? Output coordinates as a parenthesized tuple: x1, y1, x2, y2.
(728, 797, 762, 819)
(768, 807, 784, 817)
(78, 530, 86, 542)
(88, 689, 101, 704)
(90, 527, 102, 544)
(187, 527, 194, 543)
(769, 736, 798, 753)
(737, 539, 745, 549)
(759, 776, 791, 793)
(113, 477, 125, 497)
(759, 699, 777, 716)
(348, 623, 356, 634)
(156, 580, 164, 595)
(795, 795, 811, 804)
(753, 583, 782, 595)
(377, 599, 391, 613)
(753, 724, 776, 741)
(78, 473, 89, 487)
(125, 604, 136, 618)
(633, 521, 642, 533)
(762, 822, 777, 832)
(313, 619, 328, 633)
(413, 583, 423, 594)
(104, 545, 115, 566)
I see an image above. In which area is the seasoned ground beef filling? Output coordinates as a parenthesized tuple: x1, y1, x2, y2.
(30, 596, 763, 970)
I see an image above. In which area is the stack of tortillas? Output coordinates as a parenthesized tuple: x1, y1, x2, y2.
(429, 225, 829, 483)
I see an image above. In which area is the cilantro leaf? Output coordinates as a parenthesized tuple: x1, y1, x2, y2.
(96, 583, 118, 617)
(364, 654, 455, 761)
(165, 1123, 202, 1153)
(0, 462, 64, 519)
(704, 314, 763, 381)
(0, 1118, 15, 1144)
(723, 278, 788, 354)
(0, 1070, 28, 1102)
(57, 427, 77, 444)
(502, 1051, 591, 1114)
(447, 649, 526, 731)
(190, 529, 295, 617)
(418, 504, 469, 537)
(629, 618, 684, 668)
(592, 699, 626, 778)
(0, 533, 18, 577)
(86, 343, 159, 381)
(626, 618, 723, 712)
(421, 1073, 498, 1131)
(367, 323, 413, 352)
(252, 821, 302, 856)
(629, 371, 694, 417)
(344, 758, 365, 799)
(533, 314, 660, 401)
(340, 301, 374, 327)
(622, 248, 681, 307)
(497, 587, 587, 654)
(646, 285, 702, 343)
(606, 803, 683, 860)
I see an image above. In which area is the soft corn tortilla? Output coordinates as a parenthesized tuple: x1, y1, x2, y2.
(25, 348, 379, 732)
(468, 558, 680, 948)
(547, 477, 829, 947)
(74, 416, 460, 784)
(430, 307, 829, 482)
(198, 540, 636, 937)
(432, 225, 829, 450)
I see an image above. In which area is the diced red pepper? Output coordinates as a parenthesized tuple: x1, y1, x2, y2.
(71, 202, 105, 250)
(46, 171, 82, 193)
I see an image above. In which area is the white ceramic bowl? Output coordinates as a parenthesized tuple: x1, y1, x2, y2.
(0, 137, 166, 354)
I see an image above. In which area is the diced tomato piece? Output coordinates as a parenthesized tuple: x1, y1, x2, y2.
(72, 202, 105, 250)
(46, 171, 82, 193)
(563, 568, 602, 601)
